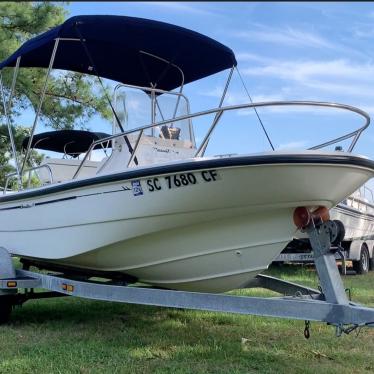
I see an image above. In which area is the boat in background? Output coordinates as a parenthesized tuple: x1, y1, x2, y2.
(332, 185, 374, 241)
(0, 15, 374, 292)
(331, 185, 374, 273)
(276, 184, 374, 273)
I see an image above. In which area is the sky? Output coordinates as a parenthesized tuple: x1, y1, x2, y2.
(64, 1, 374, 161)
(9, 1, 374, 193)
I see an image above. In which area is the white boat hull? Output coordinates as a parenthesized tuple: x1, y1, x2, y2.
(331, 204, 374, 241)
(1, 153, 373, 292)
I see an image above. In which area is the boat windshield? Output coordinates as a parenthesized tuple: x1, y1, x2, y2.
(114, 85, 194, 145)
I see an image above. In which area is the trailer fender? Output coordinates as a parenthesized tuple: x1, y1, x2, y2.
(348, 240, 365, 261)
(363, 240, 374, 258)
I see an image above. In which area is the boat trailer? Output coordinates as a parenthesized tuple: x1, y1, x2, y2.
(1, 218, 374, 337)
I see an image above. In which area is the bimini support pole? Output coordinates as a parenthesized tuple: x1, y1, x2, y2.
(20, 38, 60, 182)
(0, 60, 22, 188)
(195, 66, 234, 157)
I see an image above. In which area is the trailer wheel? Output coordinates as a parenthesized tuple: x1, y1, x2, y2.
(0, 295, 13, 324)
(370, 251, 374, 271)
(353, 246, 370, 274)
(332, 220, 345, 245)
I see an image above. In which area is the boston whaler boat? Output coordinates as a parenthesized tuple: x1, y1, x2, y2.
(1, 15, 374, 294)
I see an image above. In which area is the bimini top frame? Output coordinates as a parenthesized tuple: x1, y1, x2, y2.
(0, 15, 237, 190)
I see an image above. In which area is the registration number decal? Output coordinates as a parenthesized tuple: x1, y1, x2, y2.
(131, 180, 144, 196)
(146, 170, 220, 192)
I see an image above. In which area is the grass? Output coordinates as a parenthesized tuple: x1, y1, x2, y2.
(0, 265, 373, 374)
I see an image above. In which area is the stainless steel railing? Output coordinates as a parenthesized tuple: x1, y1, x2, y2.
(4, 164, 53, 193)
(72, 100, 370, 179)
(348, 185, 374, 212)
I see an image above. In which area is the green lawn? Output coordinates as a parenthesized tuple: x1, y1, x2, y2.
(0, 266, 373, 374)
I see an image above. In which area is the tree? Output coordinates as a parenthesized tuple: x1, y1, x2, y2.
(0, 2, 111, 188)
(0, 124, 42, 189)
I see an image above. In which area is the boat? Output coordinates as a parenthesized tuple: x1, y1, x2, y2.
(1, 15, 374, 293)
(331, 185, 374, 242)
(275, 184, 374, 273)
(328, 185, 374, 273)
(276, 184, 374, 270)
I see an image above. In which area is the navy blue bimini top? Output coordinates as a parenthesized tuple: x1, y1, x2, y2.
(0, 15, 237, 91)
(22, 130, 112, 157)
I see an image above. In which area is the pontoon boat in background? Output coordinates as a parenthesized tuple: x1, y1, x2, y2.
(1, 15, 374, 294)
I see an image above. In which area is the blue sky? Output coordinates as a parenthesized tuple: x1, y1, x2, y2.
(63, 2, 374, 161)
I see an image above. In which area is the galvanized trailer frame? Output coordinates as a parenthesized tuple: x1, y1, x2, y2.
(1, 220, 374, 336)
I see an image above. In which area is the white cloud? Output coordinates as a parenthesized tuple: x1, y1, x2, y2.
(232, 24, 368, 59)
(241, 59, 374, 99)
(200, 57, 374, 127)
(236, 52, 273, 64)
(200, 86, 283, 105)
(242, 59, 373, 81)
(353, 27, 374, 39)
(200, 88, 316, 116)
(233, 25, 336, 49)
(199, 87, 247, 105)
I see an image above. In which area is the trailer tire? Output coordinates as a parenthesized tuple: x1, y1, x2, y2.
(353, 246, 370, 274)
(332, 220, 345, 245)
(0, 295, 13, 324)
(370, 253, 374, 271)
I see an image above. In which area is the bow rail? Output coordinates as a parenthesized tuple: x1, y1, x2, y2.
(73, 100, 370, 179)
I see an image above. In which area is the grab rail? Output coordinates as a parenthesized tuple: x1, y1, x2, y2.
(363, 185, 374, 203)
(346, 184, 374, 213)
(72, 100, 370, 179)
(4, 164, 53, 193)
